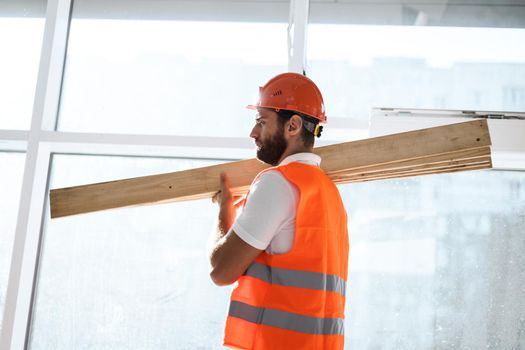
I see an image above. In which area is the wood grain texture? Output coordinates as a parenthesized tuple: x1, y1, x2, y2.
(334, 162, 492, 184)
(327, 147, 490, 176)
(329, 147, 491, 177)
(50, 120, 491, 218)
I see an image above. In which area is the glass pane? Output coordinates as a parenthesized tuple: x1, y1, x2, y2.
(307, 24, 525, 120)
(0, 152, 26, 332)
(341, 170, 525, 349)
(0, 1, 46, 130)
(57, 1, 288, 136)
(29, 155, 230, 349)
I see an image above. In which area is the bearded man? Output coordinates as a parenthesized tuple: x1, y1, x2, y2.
(208, 73, 349, 350)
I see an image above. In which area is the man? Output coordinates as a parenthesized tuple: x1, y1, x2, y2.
(209, 73, 349, 349)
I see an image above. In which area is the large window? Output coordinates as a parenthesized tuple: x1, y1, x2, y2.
(307, 1, 525, 123)
(29, 159, 525, 349)
(307, 25, 525, 121)
(0, 14, 45, 129)
(57, 0, 288, 136)
(0, 152, 26, 332)
(305, 3, 525, 348)
(29, 154, 230, 349)
(341, 170, 525, 349)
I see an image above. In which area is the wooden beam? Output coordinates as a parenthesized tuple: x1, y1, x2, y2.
(333, 160, 492, 183)
(49, 120, 491, 218)
(313, 118, 490, 172)
(329, 147, 491, 178)
(327, 147, 490, 176)
(336, 162, 492, 184)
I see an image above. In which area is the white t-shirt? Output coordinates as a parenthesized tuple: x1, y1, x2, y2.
(231, 152, 321, 254)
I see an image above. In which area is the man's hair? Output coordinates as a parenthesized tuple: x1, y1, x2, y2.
(275, 109, 321, 148)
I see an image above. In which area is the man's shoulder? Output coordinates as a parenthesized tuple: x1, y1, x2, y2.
(249, 168, 299, 201)
(253, 169, 289, 188)
(245, 168, 299, 210)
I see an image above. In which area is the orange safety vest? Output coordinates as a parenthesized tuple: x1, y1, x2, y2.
(224, 162, 349, 349)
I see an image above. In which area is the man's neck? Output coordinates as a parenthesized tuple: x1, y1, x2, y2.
(277, 145, 313, 165)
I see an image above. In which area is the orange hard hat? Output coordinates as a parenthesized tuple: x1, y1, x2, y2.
(247, 73, 327, 123)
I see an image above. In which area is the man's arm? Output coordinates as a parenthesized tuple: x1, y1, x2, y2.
(209, 173, 263, 286)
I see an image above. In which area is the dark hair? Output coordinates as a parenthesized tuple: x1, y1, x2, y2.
(275, 110, 321, 148)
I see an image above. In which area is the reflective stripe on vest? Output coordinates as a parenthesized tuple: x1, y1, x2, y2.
(229, 301, 344, 336)
(245, 262, 346, 297)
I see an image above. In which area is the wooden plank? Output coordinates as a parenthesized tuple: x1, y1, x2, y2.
(332, 159, 492, 182)
(49, 120, 491, 218)
(50, 159, 267, 218)
(335, 161, 492, 184)
(326, 147, 491, 177)
(328, 147, 491, 180)
(330, 147, 492, 182)
(314, 119, 490, 173)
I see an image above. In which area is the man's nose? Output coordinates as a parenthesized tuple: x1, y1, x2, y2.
(249, 126, 258, 139)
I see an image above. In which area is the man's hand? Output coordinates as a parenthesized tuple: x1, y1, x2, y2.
(212, 173, 244, 235)
(211, 172, 238, 238)
(208, 173, 262, 286)
(212, 172, 234, 207)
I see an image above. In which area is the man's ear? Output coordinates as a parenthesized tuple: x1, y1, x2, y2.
(286, 115, 303, 136)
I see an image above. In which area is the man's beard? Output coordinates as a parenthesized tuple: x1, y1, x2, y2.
(256, 127, 287, 166)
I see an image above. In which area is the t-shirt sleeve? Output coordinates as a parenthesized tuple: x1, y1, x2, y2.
(231, 171, 296, 250)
